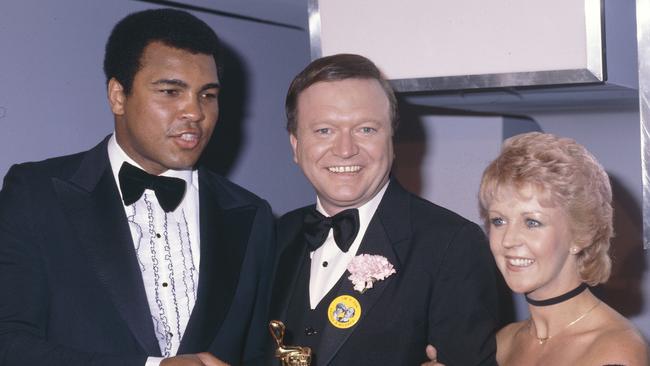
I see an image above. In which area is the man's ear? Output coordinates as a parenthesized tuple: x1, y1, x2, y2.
(107, 78, 126, 116)
(289, 133, 299, 164)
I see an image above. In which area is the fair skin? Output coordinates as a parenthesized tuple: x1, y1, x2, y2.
(424, 185, 648, 365)
(290, 78, 393, 215)
(490, 184, 648, 365)
(108, 41, 227, 366)
(160, 353, 229, 366)
(488, 184, 580, 302)
(109, 41, 220, 175)
(420, 345, 445, 366)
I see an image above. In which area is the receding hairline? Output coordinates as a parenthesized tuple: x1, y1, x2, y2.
(291, 77, 394, 133)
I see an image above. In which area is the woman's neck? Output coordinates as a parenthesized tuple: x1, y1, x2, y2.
(527, 289, 600, 343)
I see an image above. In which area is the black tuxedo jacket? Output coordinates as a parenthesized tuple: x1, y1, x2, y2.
(0, 137, 275, 366)
(269, 180, 498, 365)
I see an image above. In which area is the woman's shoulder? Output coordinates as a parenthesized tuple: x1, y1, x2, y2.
(495, 320, 528, 365)
(586, 305, 649, 365)
(497, 320, 527, 338)
(496, 320, 528, 350)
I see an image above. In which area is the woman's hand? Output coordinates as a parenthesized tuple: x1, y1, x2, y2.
(421, 345, 446, 366)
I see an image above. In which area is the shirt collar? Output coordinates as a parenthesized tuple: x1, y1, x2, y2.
(315, 180, 390, 230)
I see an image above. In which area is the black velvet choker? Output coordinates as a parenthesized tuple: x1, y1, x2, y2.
(525, 283, 589, 307)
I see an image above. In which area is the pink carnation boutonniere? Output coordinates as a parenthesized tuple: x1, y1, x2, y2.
(347, 254, 396, 293)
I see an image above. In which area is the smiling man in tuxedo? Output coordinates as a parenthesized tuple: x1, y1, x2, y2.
(0, 8, 273, 366)
(268, 54, 499, 365)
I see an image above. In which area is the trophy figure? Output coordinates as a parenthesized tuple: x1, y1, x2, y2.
(269, 320, 312, 366)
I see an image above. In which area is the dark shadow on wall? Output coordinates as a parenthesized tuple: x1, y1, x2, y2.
(501, 116, 543, 140)
(596, 175, 646, 316)
(393, 98, 428, 196)
(393, 100, 540, 197)
(198, 40, 248, 176)
(134, 0, 304, 176)
(392, 99, 545, 326)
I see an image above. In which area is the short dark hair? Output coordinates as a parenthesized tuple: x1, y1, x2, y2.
(103, 8, 220, 95)
(285, 54, 398, 135)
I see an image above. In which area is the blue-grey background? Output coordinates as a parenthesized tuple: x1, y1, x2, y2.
(0, 0, 647, 339)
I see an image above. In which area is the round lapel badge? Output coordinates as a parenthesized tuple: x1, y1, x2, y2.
(327, 295, 361, 329)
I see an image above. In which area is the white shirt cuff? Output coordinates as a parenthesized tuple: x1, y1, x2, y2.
(145, 357, 165, 366)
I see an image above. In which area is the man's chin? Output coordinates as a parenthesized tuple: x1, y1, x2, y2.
(318, 194, 368, 211)
(162, 158, 201, 171)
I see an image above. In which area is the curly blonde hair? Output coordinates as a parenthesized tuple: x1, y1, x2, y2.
(479, 132, 612, 285)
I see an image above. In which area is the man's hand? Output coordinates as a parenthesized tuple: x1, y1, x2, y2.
(161, 353, 230, 366)
(420, 345, 446, 366)
(196, 352, 230, 366)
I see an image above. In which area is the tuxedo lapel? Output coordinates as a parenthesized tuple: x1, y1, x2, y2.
(317, 180, 410, 365)
(179, 169, 257, 352)
(270, 209, 311, 322)
(373, 180, 413, 266)
(53, 138, 161, 356)
(316, 215, 400, 365)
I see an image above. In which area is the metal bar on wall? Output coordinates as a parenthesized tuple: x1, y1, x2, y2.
(308, 0, 322, 60)
(638, 0, 650, 249)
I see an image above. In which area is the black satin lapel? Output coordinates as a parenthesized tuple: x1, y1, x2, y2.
(54, 169, 161, 356)
(317, 218, 399, 366)
(375, 179, 412, 265)
(179, 179, 256, 353)
(269, 225, 308, 322)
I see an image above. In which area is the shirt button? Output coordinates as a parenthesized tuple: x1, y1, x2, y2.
(305, 327, 317, 336)
(322, 261, 328, 267)
(156, 233, 161, 238)
(162, 282, 168, 287)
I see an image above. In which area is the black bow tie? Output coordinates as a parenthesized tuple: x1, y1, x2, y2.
(303, 208, 360, 252)
(118, 162, 186, 213)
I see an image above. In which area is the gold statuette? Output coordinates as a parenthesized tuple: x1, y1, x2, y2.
(269, 320, 312, 366)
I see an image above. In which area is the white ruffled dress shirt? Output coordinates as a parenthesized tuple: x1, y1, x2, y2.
(108, 135, 201, 365)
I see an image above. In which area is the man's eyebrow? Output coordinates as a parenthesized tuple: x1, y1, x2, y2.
(151, 79, 188, 88)
(201, 82, 221, 91)
(150, 79, 220, 91)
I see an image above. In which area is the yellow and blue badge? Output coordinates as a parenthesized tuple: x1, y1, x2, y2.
(327, 295, 361, 329)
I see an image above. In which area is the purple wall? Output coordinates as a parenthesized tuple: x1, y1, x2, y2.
(0, 0, 315, 214)
(1, 0, 648, 341)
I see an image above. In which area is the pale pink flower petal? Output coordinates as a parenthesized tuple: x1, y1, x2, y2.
(347, 254, 396, 293)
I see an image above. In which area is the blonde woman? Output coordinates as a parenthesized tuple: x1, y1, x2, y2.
(424, 132, 648, 365)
